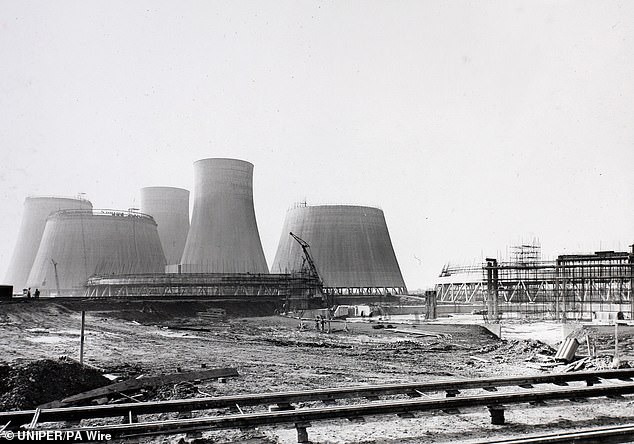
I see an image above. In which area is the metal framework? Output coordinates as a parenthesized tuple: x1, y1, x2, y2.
(85, 272, 322, 303)
(435, 248, 634, 320)
(323, 286, 407, 296)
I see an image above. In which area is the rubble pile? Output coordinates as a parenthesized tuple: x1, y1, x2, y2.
(498, 339, 555, 356)
(0, 359, 109, 410)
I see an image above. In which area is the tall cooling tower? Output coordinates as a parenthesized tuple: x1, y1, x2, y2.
(140, 187, 190, 266)
(27, 210, 166, 295)
(272, 205, 407, 292)
(4, 196, 93, 290)
(180, 158, 268, 273)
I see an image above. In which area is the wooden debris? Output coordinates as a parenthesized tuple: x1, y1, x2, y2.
(39, 367, 239, 408)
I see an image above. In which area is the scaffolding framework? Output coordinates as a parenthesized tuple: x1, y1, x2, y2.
(435, 249, 634, 321)
(85, 272, 323, 305)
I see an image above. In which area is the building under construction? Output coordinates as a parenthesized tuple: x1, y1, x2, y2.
(85, 158, 323, 306)
(179, 158, 268, 274)
(272, 204, 407, 298)
(435, 245, 634, 321)
(4, 158, 407, 307)
(4, 196, 93, 292)
(27, 209, 166, 296)
(140, 187, 190, 266)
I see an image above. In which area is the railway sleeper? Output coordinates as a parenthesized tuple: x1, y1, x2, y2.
(529, 400, 547, 406)
(269, 402, 295, 412)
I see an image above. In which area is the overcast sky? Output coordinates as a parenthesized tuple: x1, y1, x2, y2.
(1, 1, 632, 290)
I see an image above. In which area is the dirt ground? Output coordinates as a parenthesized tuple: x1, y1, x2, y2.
(1, 300, 634, 443)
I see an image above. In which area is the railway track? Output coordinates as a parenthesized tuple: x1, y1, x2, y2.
(482, 423, 634, 443)
(2, 369, 634, 443)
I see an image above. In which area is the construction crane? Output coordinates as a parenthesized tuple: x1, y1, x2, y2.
(50, 258, 61, 296)
(289, 232, 322, 286)
(289, 232, 330, 308)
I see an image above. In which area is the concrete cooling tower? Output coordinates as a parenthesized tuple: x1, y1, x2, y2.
(27, 210, 166, 295)
(272, 205, 407, 293)
(140, 187, 190, 266)
(180, 158, 268, 274)
(4, 196, 93, 291)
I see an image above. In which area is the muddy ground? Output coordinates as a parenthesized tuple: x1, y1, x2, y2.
(1, 300, 634, 443)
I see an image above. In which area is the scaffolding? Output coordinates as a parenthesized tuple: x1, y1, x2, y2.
(435, 247, 634, 321)
(85, 272, 323, 308)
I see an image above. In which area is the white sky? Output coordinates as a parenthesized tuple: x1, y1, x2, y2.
(1, 1, 632, 290)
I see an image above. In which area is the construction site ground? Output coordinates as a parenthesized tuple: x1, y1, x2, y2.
(1, 300, 634, 443)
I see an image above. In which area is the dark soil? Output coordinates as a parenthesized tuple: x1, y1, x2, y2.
(0, 359, 110, 410)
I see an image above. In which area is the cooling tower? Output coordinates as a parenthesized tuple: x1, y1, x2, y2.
(180, 158, 268, 274)
(272, 205, 407, 292)
(4, 196, 93, 291)
(140, 187, 190, 266)
(27, 210, 166, 295)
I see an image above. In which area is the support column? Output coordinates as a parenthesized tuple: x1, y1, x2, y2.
(488, 405, 505, 425)
(295, 422, 311, 444)
(629, 245, 633, 321)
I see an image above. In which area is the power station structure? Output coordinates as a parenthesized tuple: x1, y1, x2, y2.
(178, 158, 268, 274)
(87, 159, 321, 306)
(4, 159, 409, 306)
(272, 204, 407, 297)
(435, 244, 634, 321)
(4, 196, 93, 291)
(140, 187, 190, 266)
(27, 209, 166, 296)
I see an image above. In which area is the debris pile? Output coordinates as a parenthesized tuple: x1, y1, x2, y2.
(559, 355, 628, 372)
(497, 339, 555, 356)
(0, 359, 109, 410)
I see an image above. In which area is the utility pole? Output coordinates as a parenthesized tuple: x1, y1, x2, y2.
(80, 311, 86, 364)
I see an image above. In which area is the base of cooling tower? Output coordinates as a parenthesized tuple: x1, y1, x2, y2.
(84, 272, 321, 299)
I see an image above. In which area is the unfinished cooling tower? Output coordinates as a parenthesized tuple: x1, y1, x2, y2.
(140, 187, 190, 266)
(27, 210, 166, 295)
(180, 158, 268, 273)
(4, 196, 93, 291)
(272, 205, 407, 293)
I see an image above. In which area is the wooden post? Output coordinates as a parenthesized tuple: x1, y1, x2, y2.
(295, 422, 310, 443)
(585, 334, 592, 358)
(614, 321, 619, 364)
(79, 311, 85, 365)
(488, 405, 505, 425)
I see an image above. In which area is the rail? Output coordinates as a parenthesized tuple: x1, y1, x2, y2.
(2, 369, 634, 442)
(483, 423, 634, 443)
(21, 381, 634, 442)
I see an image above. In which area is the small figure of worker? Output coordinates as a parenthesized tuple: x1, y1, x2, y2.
(34, 288, 40, 299)
(26, 288, 31, 299)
